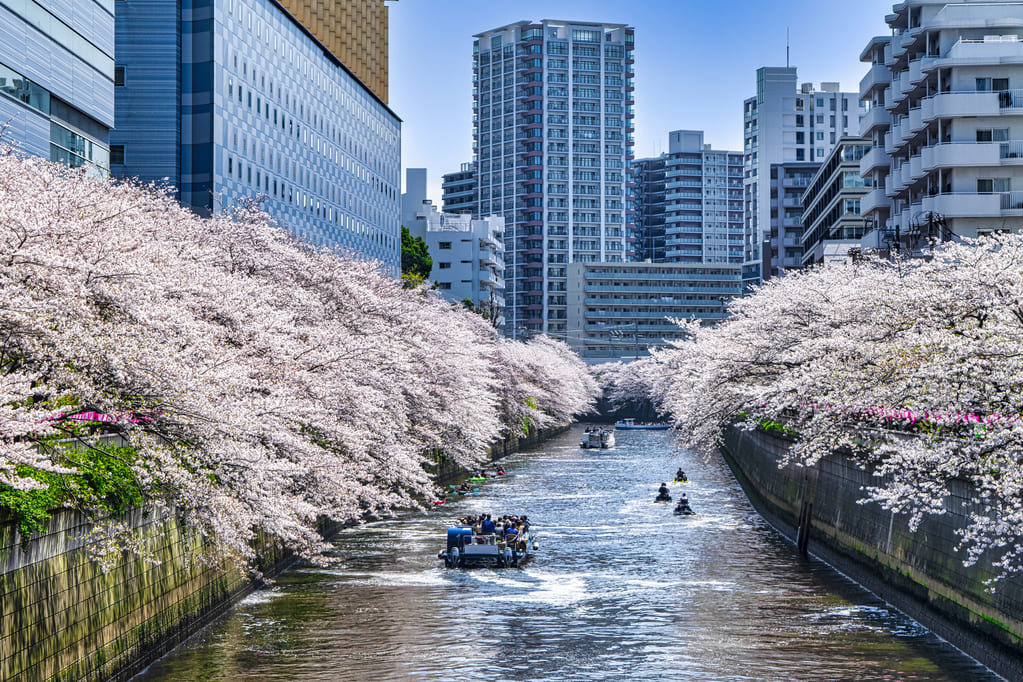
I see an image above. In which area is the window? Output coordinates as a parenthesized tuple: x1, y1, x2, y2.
(110, 145, 124, 165)
(438, 262, 451, 269)
(795, 115, 804, 127)
(976, 128, 1009, 142)
(437, 282, 452, 290)
(977, 77, 1010, 91)
(795, 131, 804, 144)
(978, 178, 1010, 193)
(796, 148, 805, 161)
(114, 66, 125, 86)
(817, 148, 825, 158)
(816, 131, 824, 141)
(438, 241, 452, 249)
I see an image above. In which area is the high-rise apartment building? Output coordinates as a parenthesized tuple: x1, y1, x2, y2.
(766, 161, 819, 277)
(743, 69, 863, 288)
(632, 130, 744, 266)
(113, 0, 401, 274)
(472, 20, 635, 339)
(442, 162, 478, 214)
(0, 1, 113, 173)
(860, 1, 1023, 252)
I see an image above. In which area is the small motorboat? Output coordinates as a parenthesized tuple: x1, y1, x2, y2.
(671, 477, 690, 484)
(580, 428, 615, 449)
(654, 493, 672, 503)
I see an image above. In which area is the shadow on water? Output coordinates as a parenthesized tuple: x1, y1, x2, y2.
(135, 427, 1000, 681)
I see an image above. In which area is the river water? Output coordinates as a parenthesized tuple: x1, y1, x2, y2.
(137, 427, 999, 681)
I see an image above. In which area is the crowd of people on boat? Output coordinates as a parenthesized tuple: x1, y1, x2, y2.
(458, 513, 529, 542)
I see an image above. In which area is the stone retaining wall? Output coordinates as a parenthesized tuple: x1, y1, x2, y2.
(721, 426, 1023, 679)
(0, 508, 289, 682)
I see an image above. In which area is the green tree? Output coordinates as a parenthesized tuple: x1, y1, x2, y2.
(401, 226, 432, 287)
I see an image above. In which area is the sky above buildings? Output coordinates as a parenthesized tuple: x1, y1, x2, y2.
(389, 0, 896, 203)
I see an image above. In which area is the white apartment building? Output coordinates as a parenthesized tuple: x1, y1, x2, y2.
(410, 201, 506, 326)
(472, 20, 635, 339)
(860, 1, 1023, 252)
(743, 68, 863, 288)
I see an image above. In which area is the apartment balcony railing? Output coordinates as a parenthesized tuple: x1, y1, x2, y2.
(860, 146, 890, 176)
(859, 106, 891, 137)
(921, 191, 1023, 217)
(860, 187, 890, 217)
(859, 63, 891, 100)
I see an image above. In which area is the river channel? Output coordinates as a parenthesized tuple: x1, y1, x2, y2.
(137, 427, 999, 681)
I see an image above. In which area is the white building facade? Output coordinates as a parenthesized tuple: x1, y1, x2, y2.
(410, 201, 506, 325)
(473, 20, 635, 339)
(860, 0, 1023, 252)
(743, 69, 862, 288)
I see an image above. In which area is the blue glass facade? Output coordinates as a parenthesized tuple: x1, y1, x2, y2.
(113, 0, 401, 274)
(0, 0, 114, 172)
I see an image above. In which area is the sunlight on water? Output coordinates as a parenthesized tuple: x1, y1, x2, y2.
(136, 428, 999, 682)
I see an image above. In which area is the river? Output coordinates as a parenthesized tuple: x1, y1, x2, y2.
(136, 427, 999, 681)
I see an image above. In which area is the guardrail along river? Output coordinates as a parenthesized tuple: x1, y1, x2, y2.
(137, 427, 998, 681)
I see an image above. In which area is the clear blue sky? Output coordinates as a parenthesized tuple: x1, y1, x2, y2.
(389, 0, 895, 201)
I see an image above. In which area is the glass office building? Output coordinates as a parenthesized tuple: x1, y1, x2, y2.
(113, 0, 401, 274)
(0, 0, 113, 174)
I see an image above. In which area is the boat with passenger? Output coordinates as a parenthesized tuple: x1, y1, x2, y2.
(580, 427, 615, 449)
(614, 418, 670, 430)
(439, 515, 534, 568)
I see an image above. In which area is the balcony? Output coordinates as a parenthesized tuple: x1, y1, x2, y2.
(921, 141, 1002, 171)
(922, 192, 1003, 217)
(908, 154, 924, 183)
(860, 146, 890, 175)
(860, 187, 889, 217)
(921, 91, 1000, 123)
(859, 63, 891, 99)
(859, 106, 891, 137)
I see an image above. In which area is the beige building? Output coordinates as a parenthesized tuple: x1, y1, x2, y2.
(277, 0, 391, 103)
(566, 262, 741, 362)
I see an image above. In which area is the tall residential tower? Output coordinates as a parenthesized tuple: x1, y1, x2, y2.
(473, 20, 634, 339)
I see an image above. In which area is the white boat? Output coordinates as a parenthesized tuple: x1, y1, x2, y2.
(580, 428, 615, 449)
(439, 525, 534, 568)
(614, 418, 671, 430)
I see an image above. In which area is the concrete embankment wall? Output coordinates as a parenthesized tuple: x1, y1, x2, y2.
(0, 508, 290, 682)
(721, 427, 1023, 679)
(1, 424, 569, 681)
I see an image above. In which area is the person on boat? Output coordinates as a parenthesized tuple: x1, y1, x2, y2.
(658, 482, 670, 496)
(458, 482, 472, 494)
(496, 467, 505, 475)
(675, 468, 686, 481)
(432, 494, 447, 506)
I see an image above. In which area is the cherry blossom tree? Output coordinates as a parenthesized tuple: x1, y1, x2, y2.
(611, 240, 1023, 580)
(0, 149, 598, 567)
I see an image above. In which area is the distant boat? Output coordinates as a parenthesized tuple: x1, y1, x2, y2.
(580, 428, 615, 449)
(615, 418, 670, 430)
